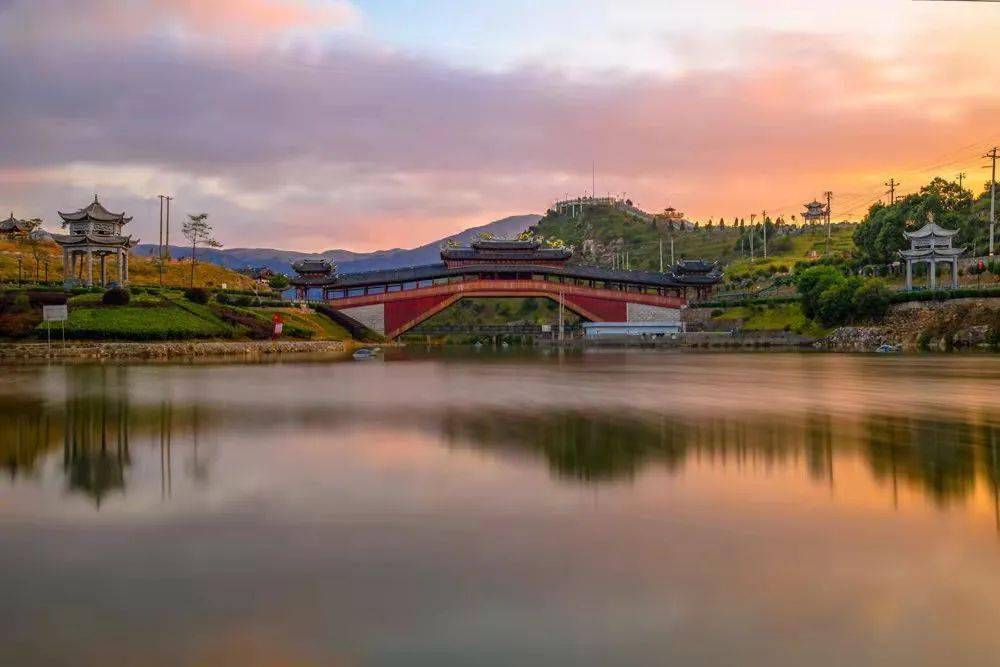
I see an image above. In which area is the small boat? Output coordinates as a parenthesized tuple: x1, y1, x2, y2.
(875, 343, 900, 353)
(352, 348, 378, 360)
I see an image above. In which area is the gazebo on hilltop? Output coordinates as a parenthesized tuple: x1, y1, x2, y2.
(802, 200, 826, 225)
(0, 213, 34, 240)
(899, 215, 964, 290)
(52, 195, 138, 286)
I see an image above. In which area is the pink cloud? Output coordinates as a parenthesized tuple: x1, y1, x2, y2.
(2, 5, 999, 250)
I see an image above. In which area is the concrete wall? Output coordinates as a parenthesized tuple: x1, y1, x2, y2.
(626, 303, 681, 323)
(340, 304, 385, 335)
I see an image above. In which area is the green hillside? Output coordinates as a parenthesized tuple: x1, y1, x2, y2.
(527, 205, 857, 287)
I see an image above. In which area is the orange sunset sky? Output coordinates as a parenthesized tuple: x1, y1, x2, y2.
(2, 0, 999, 251)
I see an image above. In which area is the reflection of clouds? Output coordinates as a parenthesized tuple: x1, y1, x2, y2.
(3, 356, 1000, 518)
(3, 358, 1000, 664)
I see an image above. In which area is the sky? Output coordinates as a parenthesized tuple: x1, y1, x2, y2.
(2, 0, 1000, 252)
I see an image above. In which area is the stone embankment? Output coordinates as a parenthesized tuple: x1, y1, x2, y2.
(0, 339, 349, 361)
(821, 298, 999, 352)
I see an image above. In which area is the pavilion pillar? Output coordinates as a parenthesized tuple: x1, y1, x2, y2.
(905, 260, 912, 290)
(929, 260, 936, 290)
(952, 258, 958, 289)
(86, 250, 94, 287)
(118, 250, 124, 282)
(122, 250, 129, 284)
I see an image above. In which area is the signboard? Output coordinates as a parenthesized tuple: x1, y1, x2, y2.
(272, 313, 284, 337)
(42, 304, 68, 322)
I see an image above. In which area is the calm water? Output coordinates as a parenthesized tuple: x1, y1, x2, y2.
(3, 350, 1000, 666)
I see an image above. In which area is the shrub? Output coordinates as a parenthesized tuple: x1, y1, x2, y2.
(710, 308, 724, 317)
(816, 280, 858, 327)
(917, 329, 933, 351)
(8, 292, 31, 314)
(795, 265, 844, 319)
(184, 287, 208, 304)
(102, 287, 130, 306)
(268, 274, 290, 290)
(852, 279, 892, 322)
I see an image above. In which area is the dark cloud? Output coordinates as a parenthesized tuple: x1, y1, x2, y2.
(1, 2, 997, 249)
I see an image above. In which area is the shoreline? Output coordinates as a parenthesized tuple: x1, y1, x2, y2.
(0, 339, 351, 361)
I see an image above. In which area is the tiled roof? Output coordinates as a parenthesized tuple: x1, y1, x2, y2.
(58, 196, 132, 224)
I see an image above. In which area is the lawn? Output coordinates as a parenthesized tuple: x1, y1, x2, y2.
(38, 299, 235, 340)
(254, 307, 351, 340)
(713, 303, 828, 337)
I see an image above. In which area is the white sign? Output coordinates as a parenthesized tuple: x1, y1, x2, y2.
(42, 304, 68, 322)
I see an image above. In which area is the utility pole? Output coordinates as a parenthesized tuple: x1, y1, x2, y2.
(824, 191, 833, 256)
(659, 238, 663, 272)
(592, 162, 595, 199)
(957, 172, 966, 191)
(157, 194, 166, 285)
(749, 213, 756, 263)
(884, 179, 898, 205)
(164, 195, 174, 260)
(985, 147, 998, 256)
(670, 236, 675, 266)
(762, 209, 768, 260)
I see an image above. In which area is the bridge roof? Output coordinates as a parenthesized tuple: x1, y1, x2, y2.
(292, 261, 721, 288)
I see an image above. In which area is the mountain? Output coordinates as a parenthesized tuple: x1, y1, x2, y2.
(133, 214, 541, 275)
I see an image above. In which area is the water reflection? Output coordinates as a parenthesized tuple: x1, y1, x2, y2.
(3, 364, 1000, 515)
(3, 357, 1000, 666)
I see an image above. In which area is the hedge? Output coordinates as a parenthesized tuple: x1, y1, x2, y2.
(890, 286, 1000, 303)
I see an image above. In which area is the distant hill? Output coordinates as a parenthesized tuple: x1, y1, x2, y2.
(134, 214, 541, 275)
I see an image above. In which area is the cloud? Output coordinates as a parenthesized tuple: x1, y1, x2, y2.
(1, 2, 999, 250)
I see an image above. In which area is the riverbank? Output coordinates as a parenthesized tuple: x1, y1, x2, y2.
(0, 339, 350, 361)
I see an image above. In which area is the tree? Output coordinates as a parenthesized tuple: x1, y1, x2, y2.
(795, 265, 845, 320)
(182, 213, 221, 287)
(268, 274, 290, 290)
(18, 218, 44, 281)
(852, 279, 892, 321)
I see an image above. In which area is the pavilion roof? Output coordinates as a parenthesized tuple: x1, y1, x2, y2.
(291, 258, 334, 275)
(899, 247, 964, 258)
(0, 213, 33, 233)
(903, 222, 958, 239)
(674, 259, 718, 274)
(470, 238, 541, 251)
(58, 196, 132, 225)
(51, 233, 136, 247)
(441, 247, 572, 262)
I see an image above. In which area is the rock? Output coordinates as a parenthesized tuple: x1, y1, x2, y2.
(0, 340, 348, 361)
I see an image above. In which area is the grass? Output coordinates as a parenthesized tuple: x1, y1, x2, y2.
(0, 238, 258, 289)
(38, 300, 235, 340)
(724, 226, 856, 278)
(713, 303, 829, 337)
(253, 307, 350, 340)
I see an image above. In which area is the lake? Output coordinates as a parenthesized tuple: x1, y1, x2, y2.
(2, 350, 1000, 666)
